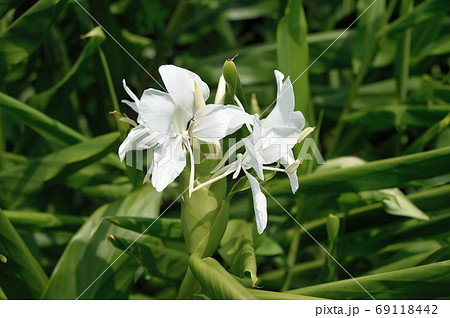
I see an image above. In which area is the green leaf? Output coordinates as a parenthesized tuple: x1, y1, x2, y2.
(382, 0, 450, 36)
(343, 104, 450, 130)
(0, 0, 69, 73)
(26, 27, 106, 111)
(352, 0, 385, 73)
(249, 289, 323, 300)
(0, 209, 48, 299)
(188, 253, 257, 299)
(107, 235, 188, 281)
(4, 210, 85, 232)
(0, 285, 7, 300)
(271, 146, 450, 195)
(0, 0, 24, 18)
(288, 261, 450, 299)
(277, 0, 313, 124)
(254, 235, 284, 256)
(345, 212, 450, 258)
(379, 188, 429, 220)
(41, 185, 161, 299)
(0, 91, 85, 146)
(0, 132, 120, 208)
(402, 113, 450, 155)
(367, 247, 450, 275)
(219, 219, 258, 284)
(103, 216, 183, 241)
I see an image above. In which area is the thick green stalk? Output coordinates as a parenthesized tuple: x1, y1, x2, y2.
(177, 158, 229, 299)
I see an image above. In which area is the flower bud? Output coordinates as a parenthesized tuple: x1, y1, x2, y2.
(194, 81, 206, 110)
(214, 75, 227, 104)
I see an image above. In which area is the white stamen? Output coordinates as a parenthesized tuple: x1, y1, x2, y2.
(192, 166, 235, 193)
(263, 166, 285, 173)
(211, 139, 245, 174)
(185, 138, 196, 197)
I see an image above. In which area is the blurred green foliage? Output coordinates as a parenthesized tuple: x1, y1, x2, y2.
(0, 0, 449, 300)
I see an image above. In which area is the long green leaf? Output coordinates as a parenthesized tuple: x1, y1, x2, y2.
(26, 27, 106, 111)
(107, 235, 188, 281)
(0, 209, 48, 299)
(104, 216, 183, 241)
(277, 0, 313, 124)
(4, 210, 85, 232)
(0, 132, 120, 208)
(0, 0, 68, 73)
(270, 146, 450, 195)
(41, 185, 162, 299)
(382, 0, 450, 36)
(343, 105, 450, 130)
(352, 0, 385, 72)
(288, 261, 450, 299)
(0, 0, 24, 18)
(249, 289, 323, 300)
(189, 253, 257, 300)
(0, 91, 85, 146)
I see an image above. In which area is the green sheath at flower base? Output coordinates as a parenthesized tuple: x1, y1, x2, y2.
(180, 159, 228, 257)
(178, 159, 230, 299)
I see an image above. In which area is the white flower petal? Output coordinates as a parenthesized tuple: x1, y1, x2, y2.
(244, 169, 267, 234)
(258, 125, 300, 164)
(263, 71, 305, 131)
(139, 88, 177, 136)
(122, 79, 139, 105)
(280, 151, 299, 193)
(121, 80, 142, 123)
(118, 125, 158, 161)
(193, 104, 253, 143)
(151, 136, 186, 192)
(159, 65, 209, 127)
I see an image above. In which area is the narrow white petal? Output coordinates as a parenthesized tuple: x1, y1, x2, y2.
(280, 151, 299, 193)
(193, 104, 253, 143)
(151, 136, 186, 192)
(122, 79, 139, 104)
(244, 169, 267, 234)
(118, 125, 158, 161)
(263, 71, 305, 132)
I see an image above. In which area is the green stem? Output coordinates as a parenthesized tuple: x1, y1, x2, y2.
(281, 227, 302, 291)
(327, 0, 399, 158)
(395, 0, 413, 103)
(166, 0, 190, 41)
(98, 47, 120, 112)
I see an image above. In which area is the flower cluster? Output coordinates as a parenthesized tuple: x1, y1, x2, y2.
(119, 65, 313, 234)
